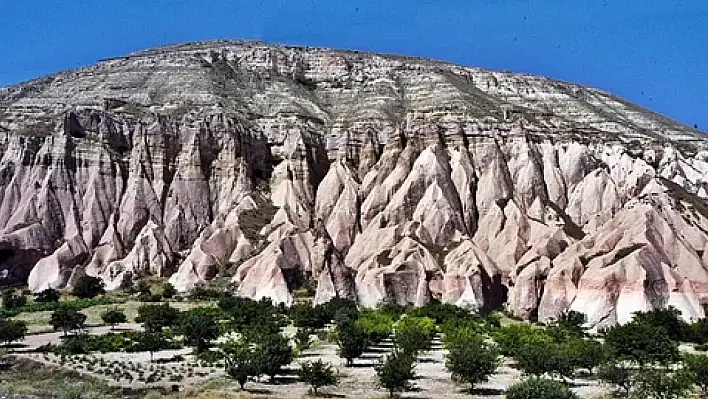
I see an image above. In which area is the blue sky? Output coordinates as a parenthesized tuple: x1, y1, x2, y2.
(1, 0, 706, 129)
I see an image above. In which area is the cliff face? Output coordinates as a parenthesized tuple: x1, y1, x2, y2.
(1, 40, 707, 327)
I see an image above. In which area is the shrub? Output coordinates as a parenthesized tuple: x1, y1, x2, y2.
(51, 305, 87, 336)
(633, 367, 695, 399)
(34, 288, 61, 303)
(688, 318, 708, 345)
(291, 303, 330, 330)
(2, 290, 27, 309)
(295, 328, 313, 351)
(136, 280, 151, 296)
(299, 359, 339, 396)
(513, 340, 574, 379)
(255, 332, 293, 381)
(632, 307, 689, 342)
(603, 321, 680, 366)
(180, 313, 219, 352)
(505, 377, 579, 399)
(0, 318, 27, 345)
(409, 300, 479, 325)
(378, 302, 407, 321)
(101, 309, 127, 330)
(72, 276, 105, 299)
(221, 340, 259, 389)
(355, 311, 394, 343)
(135, 332, 170, 362)
(492, 324, 553, 357)
(135, 303, 180, 332)
(445, 330, 500, 391)
(189, 285, 222, 301)
(321, 297, 358, 322)
(547, 311, 587, 341)
(336, 323, 368, 366)
(684, 354, 708, 398)
(597, 361, 636, 396)
(563, 339, 605, 375)
(218, 295, 286, 332)
(393, 316, 436, 355)
(375, 349, 416, 397)
(161, 282, 177, 299)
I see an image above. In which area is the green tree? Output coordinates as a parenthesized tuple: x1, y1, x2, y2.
(513, 340, 574, 379)
(393, 316, 436, 355)
(100, 309, 127, 330)
(688, 318, 708, 344)
(51, 305, 87, 336)
(221, 339, 259, 389)
(505, 377, 579, 399)
(291, 303, 330, 330)
(597, 361, 634, 397)
(604, 321, 680, 366)
(295, 328, 313, 352)
(445, 330, 500, 392)
(355, 311, 394, 343)
(634, 367, 695, 399)
(135, 303, 180, 332)
(632, 307, 689, 342)
(684, 354, 708, 398)
(161, 282, 177, 299)
(135, 331, 169, 362)
(375, 350, 416, 397)
(336, 322, 368, 366)
(34, 288, 60, 303)
(563, 339, 605, 375)
(180, 313, 220, 352)
(547, 311, 587, 341)
(492, 324, 553, 357)
(2, 290, 26, 309)
(0, 318, 27, 345)
(255, 332, 293, 381)
(72, 276, 105, 299)
(299, 359, 339, 396)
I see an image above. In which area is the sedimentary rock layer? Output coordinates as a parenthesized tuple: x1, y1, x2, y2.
(1, 40, 707, 327)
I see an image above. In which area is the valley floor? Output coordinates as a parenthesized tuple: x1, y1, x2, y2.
(5, 328, 608, 399)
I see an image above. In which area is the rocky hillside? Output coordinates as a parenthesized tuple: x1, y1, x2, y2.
(1, 39, 707, 327)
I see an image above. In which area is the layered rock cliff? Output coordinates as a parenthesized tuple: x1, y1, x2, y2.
(1, 40, 707, 327)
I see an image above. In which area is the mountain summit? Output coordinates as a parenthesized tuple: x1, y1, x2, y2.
(1, 40, 706, 327)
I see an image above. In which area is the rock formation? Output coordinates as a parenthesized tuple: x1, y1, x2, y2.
(1, 40, 707, 327)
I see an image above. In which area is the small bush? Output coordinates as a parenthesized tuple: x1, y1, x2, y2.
(51, 305, 87, 336)
(2, 290, 27, 309)
(0, 318, 27, 345)
(161, 282, 177, 299)
(336, 323, 368, 366)
(135, 303, 180, 332)
(492, 324, 553, 357)
(72, 276, 105, 299)
(295, 328, 313, 351)
(34, 288, 61, 303)
(101, 309, 127, 330)
(684, 353, 708, 398)
(299, 359, 339, 396)
(445, 330, 500, 391)
(375, 350, 416, 397)
(506, 377, 579, 399)
(179, 313, 219, 352)
(355, 311, 394, 343)
(393, 316, 436, 355)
